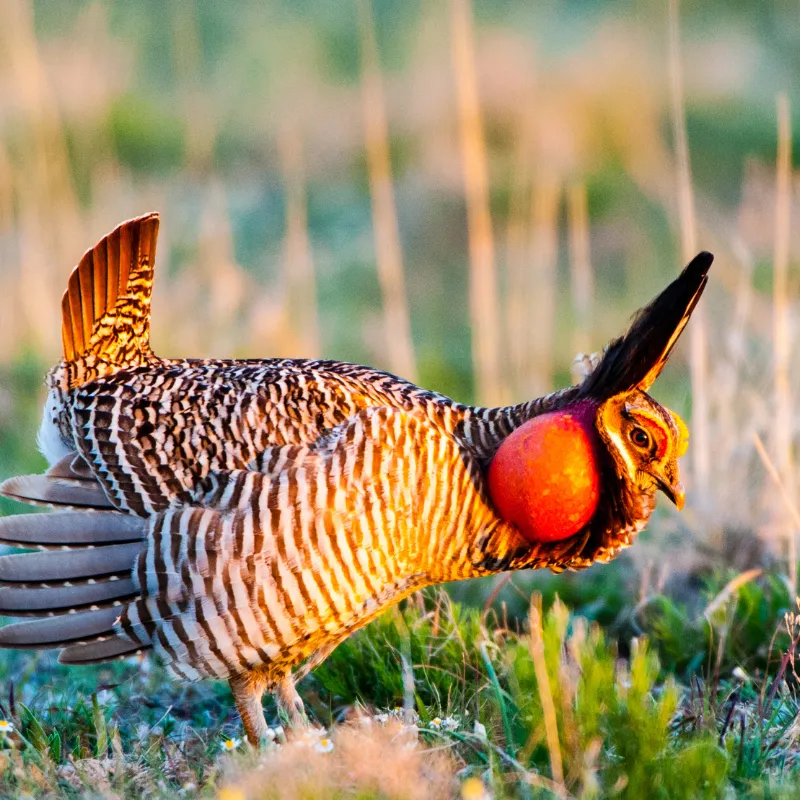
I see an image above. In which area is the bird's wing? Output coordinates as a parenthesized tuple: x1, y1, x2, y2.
(69, 368, 374, 515)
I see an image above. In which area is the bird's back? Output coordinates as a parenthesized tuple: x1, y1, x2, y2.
(62, 356, 470, 515)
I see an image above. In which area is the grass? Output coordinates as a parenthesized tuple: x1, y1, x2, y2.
(2, 0, 800, 797)
(0, 583, 798, 798)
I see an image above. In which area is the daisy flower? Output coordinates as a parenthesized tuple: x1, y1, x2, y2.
(442, 716, 459, 731)
(314, 737, 334, 754)
(0, 720, 14, 735)
(221, 737, 241, 752)
(262, 727, 277, 743)
(429, 717, 442, 731)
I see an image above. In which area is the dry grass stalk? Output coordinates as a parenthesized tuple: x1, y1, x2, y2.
(504, 115, 532, 398)
(567, 183, 593, 357)
(668, 0, 710, 501)
(753, 434, 800, 534)
(772, 94, 795, 597)
(706, 245, 755, 529)
(278, 120, 320, 359)
(171, 1, 215, 171)
(0, 143, 13, 231)
(450, 0, 504, 406)
(704, 568, 763, 620)
(527, 177, 560, 399)
(357, 0, 417, 382)
(197, 184, 249, 357)
(5, 0, 84, 358)
(528, 593, 565, 793)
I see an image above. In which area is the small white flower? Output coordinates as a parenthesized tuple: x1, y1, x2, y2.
(263, 728, 277, 743)
(429, 717, 442, 730)
(179, 782, 196, 794)
(0, 720, 14, 735)
(473, 720, 487, 739)
(221, 737, 241, 752)
(442, 716, 459, 731)
(374, 713, 389, 724)
(96, 689, 115, 706)
(292, 736, 309, 748)
(293, 727, 328, 748)
(394, 722, 419, 750)
(732, 666, 750, 683)
(314, 737, 334, 754)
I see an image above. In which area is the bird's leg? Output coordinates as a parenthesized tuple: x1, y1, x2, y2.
(229, 672, 270, 747)
(293, 644, 335, 682)
(275, 673, 308, 730)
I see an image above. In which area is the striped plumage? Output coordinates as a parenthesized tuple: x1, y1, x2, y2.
(0, 214, 711, 743)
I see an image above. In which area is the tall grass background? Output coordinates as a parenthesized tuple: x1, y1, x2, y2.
(1, 0, 800, 796)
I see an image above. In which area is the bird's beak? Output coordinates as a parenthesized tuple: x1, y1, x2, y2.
(657, 477, 685, 510)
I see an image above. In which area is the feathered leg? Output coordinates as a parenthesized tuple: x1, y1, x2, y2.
(275, 674, 308, 728)
(229, 673, 270, 746)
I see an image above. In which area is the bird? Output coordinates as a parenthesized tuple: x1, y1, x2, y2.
(0, 213, 711, 744)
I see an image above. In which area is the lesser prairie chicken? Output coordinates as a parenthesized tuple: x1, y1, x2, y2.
(0, 214, 711, 743)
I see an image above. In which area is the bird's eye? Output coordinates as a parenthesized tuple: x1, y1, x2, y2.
(630, 427, 651, 449)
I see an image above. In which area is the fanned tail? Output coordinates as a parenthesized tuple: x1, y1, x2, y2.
(59, 212, 160, 388)
(0, 510, 151, 663)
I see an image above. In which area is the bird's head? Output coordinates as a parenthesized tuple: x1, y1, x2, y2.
(486, 251, 711, 566)
(596, 390, 688, 511)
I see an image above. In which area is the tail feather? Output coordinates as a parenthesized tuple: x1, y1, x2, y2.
(0, 606, 121, 648)
(0, 511, 144, 548)
(61, 212, 160, 388)
(0, 542, 142, 584)
(0, 507, 147, 663)
(45, 452, 96, 481)
(59, 636, 150, 665)
(0, 474, 113, 510)
(0, 578, 138, 616)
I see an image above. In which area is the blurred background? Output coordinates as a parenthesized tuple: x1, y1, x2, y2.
(1, 0, 800, 616)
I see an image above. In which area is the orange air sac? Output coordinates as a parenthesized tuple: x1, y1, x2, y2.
(487, 402, 601, 544)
